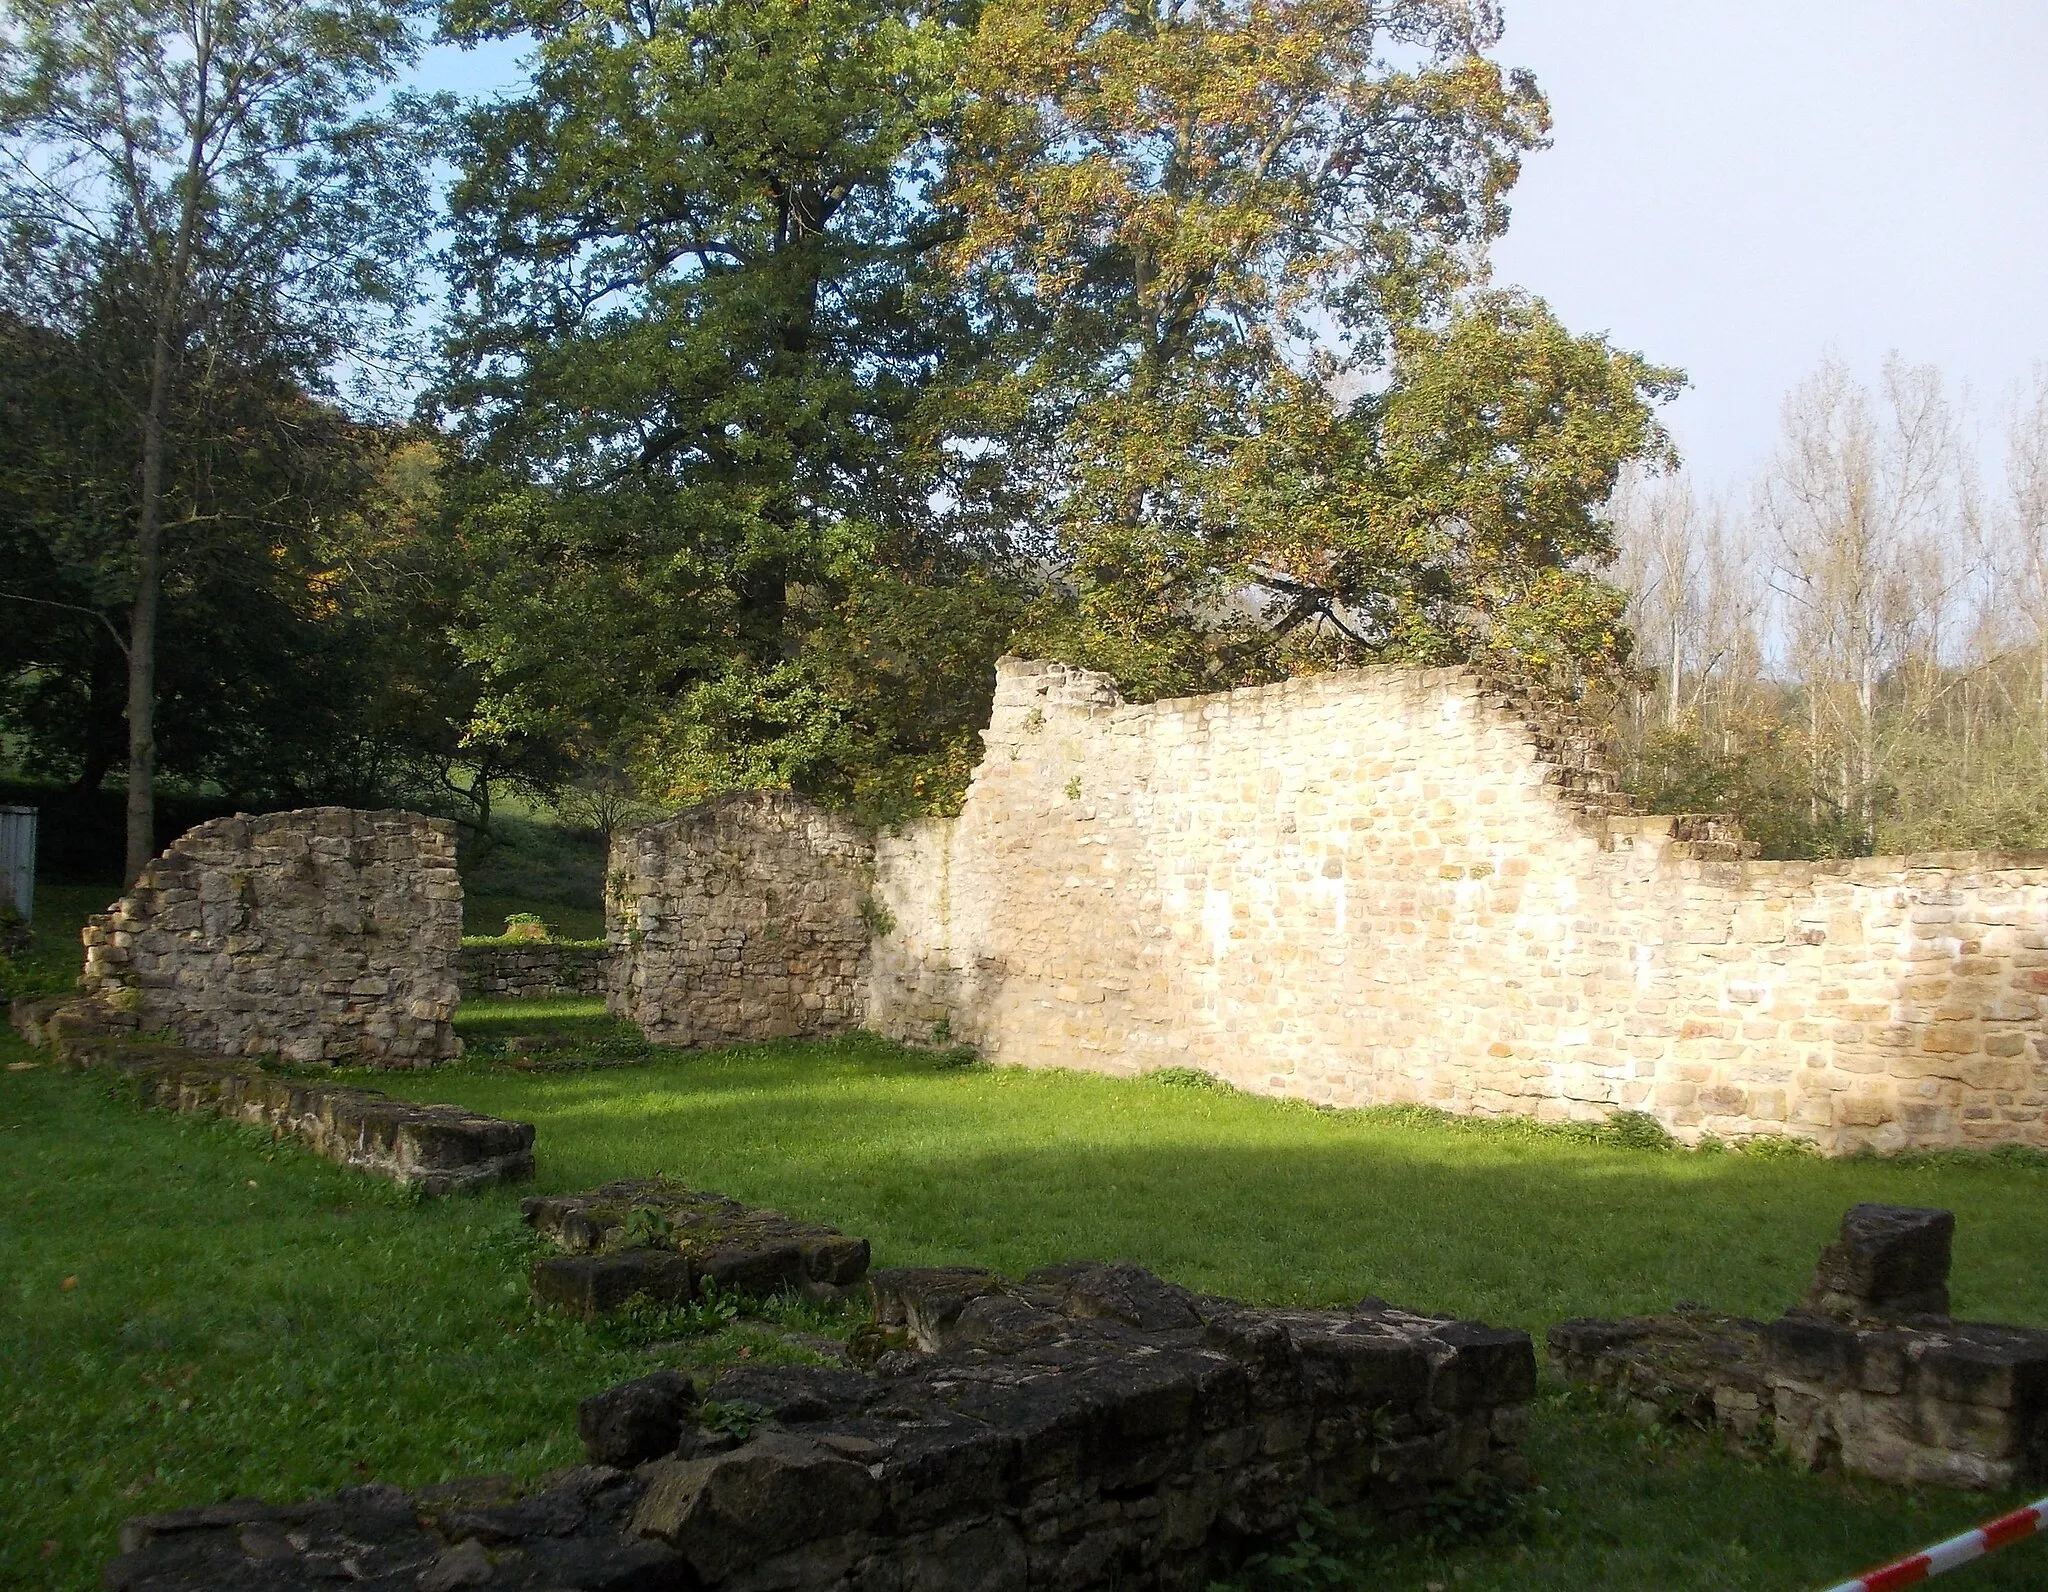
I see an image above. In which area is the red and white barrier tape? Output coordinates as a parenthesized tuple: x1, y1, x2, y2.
(1822, 1496, 2048, 1592)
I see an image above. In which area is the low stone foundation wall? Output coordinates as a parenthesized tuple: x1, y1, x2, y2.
(460, 943, 610, 999)
(106, 1260, 1535, 1592)
(11, 996, 534, 1195)
(1550, 1204, 2048, 1489)
(525, 1180, 872, 1316)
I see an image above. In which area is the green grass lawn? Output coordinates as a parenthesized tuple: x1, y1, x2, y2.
(462, 893, 607, 943)
(6, 988, 2048, 1590)
(1, 883, 120, 1003)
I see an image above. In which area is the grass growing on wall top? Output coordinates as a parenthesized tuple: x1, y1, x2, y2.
(5, 1005, 2048, 1590)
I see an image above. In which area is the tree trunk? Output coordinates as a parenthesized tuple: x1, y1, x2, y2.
(124, 289, 183, 884)
(1857, 652, 1877, 849)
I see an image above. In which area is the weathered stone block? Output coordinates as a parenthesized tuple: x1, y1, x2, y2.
(1802, 1203, 1954, 1320)
(536, 1251, 702, 1319)
(527, 1181, 871, 1313)
(633, 1435, 885, 1581)
(104, 1470, 688, 1591)
(580, 1372, 701, 1469)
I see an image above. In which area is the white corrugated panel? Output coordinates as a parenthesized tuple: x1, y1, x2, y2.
(0, 806, 36, 921)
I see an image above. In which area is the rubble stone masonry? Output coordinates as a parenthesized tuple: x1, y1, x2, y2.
(80, 807, 462, 1066)
(460, 942, 610, 999)
(608, 792, 873, 1047)
(611, 659, 2048, 1153)
(861, 658, 2048, 1154)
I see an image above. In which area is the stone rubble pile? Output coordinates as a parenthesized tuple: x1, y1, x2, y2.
(106, 1260, 1537, 1592)
(525, 1180, 872, 1317)
(1550, 1203, 2048, 1489)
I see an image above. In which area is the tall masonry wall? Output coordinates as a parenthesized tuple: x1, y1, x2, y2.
(80, 807, 462, 1066)
(859, 658, 2048, 1155)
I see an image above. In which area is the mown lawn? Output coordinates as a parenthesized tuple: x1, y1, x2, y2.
(4, 990, 2048, 1590)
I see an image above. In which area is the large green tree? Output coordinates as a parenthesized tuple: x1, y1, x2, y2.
(0, 264, 482, 816)
(0, 0, 438, 878)
(949, 0, 1677, 697)
(438, 0, 1032, 818)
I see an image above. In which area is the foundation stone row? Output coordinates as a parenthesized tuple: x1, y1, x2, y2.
(524, 1179, 873, 1317)
(106, 1258, 1536, 1592)
(1550, 1203, 2048, 1489)
(10, 995, 533, 1195)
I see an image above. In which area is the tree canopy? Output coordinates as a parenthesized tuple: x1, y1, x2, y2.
(0, 0, 1689, 850)
(0, 0, 439, 875)
(435, 0, 1037, 817)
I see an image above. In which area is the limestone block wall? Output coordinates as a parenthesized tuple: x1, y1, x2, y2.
(862, 658, 2048, 1154)
(1590, 845, 2048, 1151)
(607, 792, 873, 1046)
(80, 808, 461, 1066)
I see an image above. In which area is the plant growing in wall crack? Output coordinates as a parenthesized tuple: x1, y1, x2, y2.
(1065, 776, 1082, 800)
(619, 1206, 675, 1249)
(858, 895, 897, 937)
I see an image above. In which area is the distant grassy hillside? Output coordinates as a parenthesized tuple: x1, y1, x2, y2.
(457, 806, 610, 940)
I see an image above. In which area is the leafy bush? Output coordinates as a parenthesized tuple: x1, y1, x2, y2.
(1148, 1066, 1233, 1092)
(1593, 1111, 1676, 1152)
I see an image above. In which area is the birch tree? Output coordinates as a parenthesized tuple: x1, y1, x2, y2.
(1762, 354, 1962, 845)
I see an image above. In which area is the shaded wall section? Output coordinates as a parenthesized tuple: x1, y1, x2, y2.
(79, 807, 461, 1066)
(607, 792, 873, 1047)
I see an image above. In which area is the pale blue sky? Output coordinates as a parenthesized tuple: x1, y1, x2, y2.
(1487, 0, 2048, 491)
(416, 2, 2048, 492)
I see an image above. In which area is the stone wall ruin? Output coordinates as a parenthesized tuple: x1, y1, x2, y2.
(461, 942, 610, 1000)
(607, 792, 873, 1047)
(613, 658, 2048, 1155)
(82, 807, 462, 1066)
(1551, 1203, 2048, 1490)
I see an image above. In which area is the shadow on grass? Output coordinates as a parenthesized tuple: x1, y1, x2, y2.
(373, 1043, 2048, 1333)
(10, 1049, 2048, 1592)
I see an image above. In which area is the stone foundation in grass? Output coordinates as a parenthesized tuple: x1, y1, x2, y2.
(1550, 1203, 2048, 1489)
(9, 995, 534, 1196)
(461, 942, 610, 999)
(526, 1180, 872, 1316)
(108, 1259, 1534, 1592)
